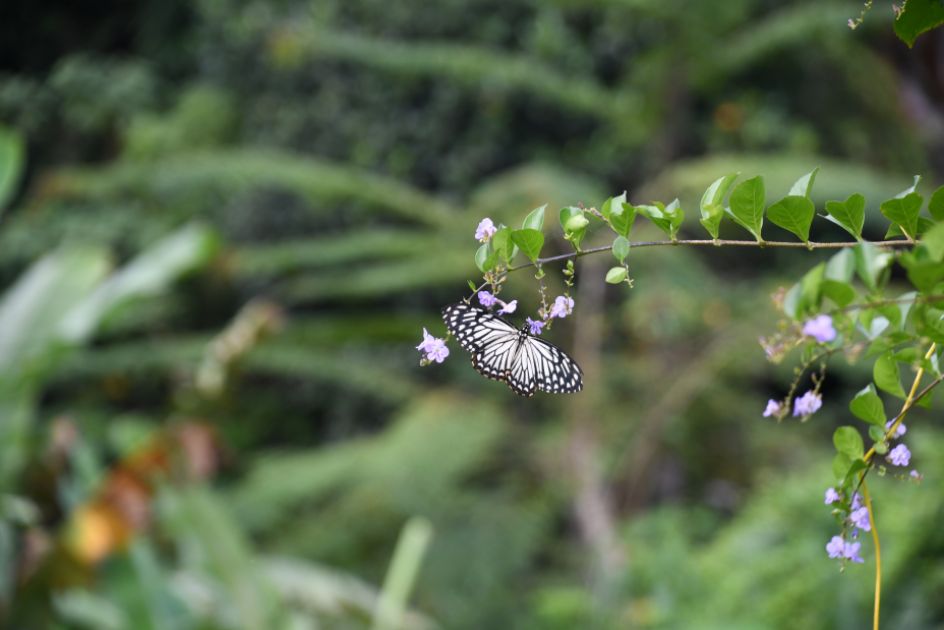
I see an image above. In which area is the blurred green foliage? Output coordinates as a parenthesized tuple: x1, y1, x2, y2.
(1, 0, 943, 628)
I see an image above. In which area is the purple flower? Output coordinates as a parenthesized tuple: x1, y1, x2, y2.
(802, 315, 837, 343)
(549, 295, 574, 319)
(792, 390, 822, 417)
(475, 218, 497, 242)
(763, 399, 782, 417)
(910, 470, 922, 480)
(497, 299, 517, 315)
(843, 540, 864, 563)
(478, 290, 498, 308)
(824, 487, 840, 505)
(826, 536, 845, 559)
(526, 317, 544, 335)
(426, 342, 449, 363)
(416, 328, 449, 364)
(885, 419, 906, 438)
(849, 507, 871, 531)
(887, 444, 911, 467)
(851, 493, 863, 511)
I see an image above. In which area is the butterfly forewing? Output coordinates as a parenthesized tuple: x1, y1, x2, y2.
(443, 303, 519, 352)
(442, 303, 583, 396)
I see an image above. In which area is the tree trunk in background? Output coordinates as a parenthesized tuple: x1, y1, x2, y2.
(567, 256, 626, 614)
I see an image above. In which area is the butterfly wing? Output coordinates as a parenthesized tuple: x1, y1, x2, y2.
(442, 303, 519, 353)
(443, 302, 523, 385)
(511, 335, 583, 395)
(442, 302, 583, 396)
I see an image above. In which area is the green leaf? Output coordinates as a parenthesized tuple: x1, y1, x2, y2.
(522, 204, 547, 232)
(833, 426, 865, 458)
(788, 167, 819, 198)
(825, 249, 855, 282)
(897, 175, 922, 198)
(491, 226, 516, 263)
(921, 220, 944, 262)
(885, 216, 936, 239)
(894, 0, 944, 47)
(467, 280, 477, 292)
(823, 194, 865, 240)
(0, 248, 111, 374)
(560, 207, 589, 249)
(726, 176, 765, 241)
(510, 229, 544, 263)
(868, 425, 888, 444)
(605, 267, 628, 284)
(767, 196, 814, 242)
(849, 384, 886, 426)
(821, 279, 855, 308)
(854, 242, 892, 290)
(600, 193, 626, 222)
(784, 262, 827, 319)
(60, 224, 219, 342)
(637, 199, 684, 240)
(0, 127, 24, 217)
(899, 246, 944, 292)
(799, 263, 825, 316)
(609, 202, 635, 237)
(832, 453, 853, 481)
(699, 173, 738, 239)
(475, 243, 497, 272)
(874, 353, 906, 398)
(880, 192, 923, 239)
(612, 236, 630, 263)
(929, 185, 944, 221)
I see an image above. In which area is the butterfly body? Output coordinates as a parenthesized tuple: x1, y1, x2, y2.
(442, 303, 583, 397)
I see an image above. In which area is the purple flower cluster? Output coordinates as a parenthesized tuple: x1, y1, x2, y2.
(885, 419, 906, 438)
(526, 317, 544, 335)
(849, 507, 871, 531)
(826, 535, 863, 563)
(475, 218, 497, 242)
(498, 299, 517, 314)
(549, 295, 574, 319)
(824, 487, 840, 505)
(792, 390, 822, 417)
(887, 444, 911, 467)
(802, 315, 837, 343)
(478, 290, 498, 308)
(477, 290, 516, 314)
(763, 399, 782, 417)
(416, 328, 449, 364)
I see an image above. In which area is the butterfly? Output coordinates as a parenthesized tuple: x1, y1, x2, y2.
(442, 303, 583, 397)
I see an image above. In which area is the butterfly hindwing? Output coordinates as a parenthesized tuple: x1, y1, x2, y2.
(526, 336, 583, 394)
(442, 303, 583, 396)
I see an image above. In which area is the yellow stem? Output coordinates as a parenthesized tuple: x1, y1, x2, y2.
(858, 342, 936, 630)
(861, 481, 881, 630)
(863, 343, 937, 463)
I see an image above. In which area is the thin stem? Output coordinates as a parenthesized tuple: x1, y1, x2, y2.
(855, 343, 939, 630)
(861, 480, 881, 630)
(509, 238, 914, 271)
(863, 343, 938, 463)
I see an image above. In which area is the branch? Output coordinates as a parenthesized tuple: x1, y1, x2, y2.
(509, 238, 914, 271)
(831, 294, 944, 315)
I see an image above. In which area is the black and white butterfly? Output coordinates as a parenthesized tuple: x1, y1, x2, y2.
(442, 303, 583, 397)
